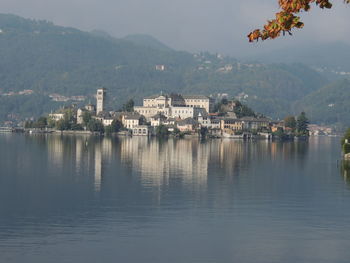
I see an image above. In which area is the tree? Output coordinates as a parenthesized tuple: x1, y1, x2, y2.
(24, 121, 34, 128)
(70, 123, 83, 131)
(199, 126, 208, 138)
(122, 99, 134, 112)
(56, 118, 70, 131)
(155, 124, 169, 137)
(234, 101, 256, 118)
(82, 111, 92, 126)
(296, 112, 309, 136)
(284, 116, 296, 130)
(36, 116, 47, 129)
(47, 117, 56, 128)
(248, 0, 350, 42)
(341, 128, 350, 145)
(111, 119, 122, 132)
(87, 119, 104, 133)
(139, 115, 147, 125)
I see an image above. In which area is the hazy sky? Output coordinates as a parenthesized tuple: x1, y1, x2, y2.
(1, 0, 349, 56)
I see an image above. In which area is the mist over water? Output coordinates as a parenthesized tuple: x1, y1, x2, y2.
(0, 134, 349, 263)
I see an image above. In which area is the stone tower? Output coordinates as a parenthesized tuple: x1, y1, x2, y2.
(96, 88, 106, 115)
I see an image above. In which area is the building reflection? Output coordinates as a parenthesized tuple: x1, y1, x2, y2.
(44, 135, 311, 199)
(120, 137, 209, 188)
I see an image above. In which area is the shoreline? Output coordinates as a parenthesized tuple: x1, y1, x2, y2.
(0, 129, 341, 141)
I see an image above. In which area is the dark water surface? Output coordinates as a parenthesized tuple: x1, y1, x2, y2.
(0, 134, 349, 263)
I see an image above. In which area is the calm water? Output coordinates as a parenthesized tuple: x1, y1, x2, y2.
(0, 134, 349, 263)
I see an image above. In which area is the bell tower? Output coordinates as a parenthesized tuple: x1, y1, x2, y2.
(96, 88, 106, 115)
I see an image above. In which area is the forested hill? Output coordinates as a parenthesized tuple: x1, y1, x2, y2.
(0, 13, 346, 127)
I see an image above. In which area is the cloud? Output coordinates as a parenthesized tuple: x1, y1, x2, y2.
(0, 0, 349, 56)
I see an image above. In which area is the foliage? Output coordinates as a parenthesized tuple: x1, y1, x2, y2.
(296, 112, 309, 136)
(273, 127, 292, 140)
(248, 0, 350, 42)
(36, 117, 47, 128)
(155, 124, 169, 137)
(341, 128, 350, 145)
(70, 123, 83, 131)
(233, 101, 256, 118)
(24, 116, 47, 129)
(284, 116, 296, 130)
(294, 79, 350, 127)
(87, 119, 104, 133)
(56, 118, 70, 131)
(199, 126, 208, 137)
(105, 119, 123, 134)
(82, 111, 92, 126)
(214, 98, 256, 117)
(122, 99, 135, 112)
(343, 143, 350, 154)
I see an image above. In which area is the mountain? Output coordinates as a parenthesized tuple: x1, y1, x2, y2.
(294, 79, 350, 128)
(123, 34, 172, 51)
(252, 42, 350, 73)
(0, 13, 342, 126)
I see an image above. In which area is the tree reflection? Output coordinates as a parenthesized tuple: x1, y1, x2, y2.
(342, 160, 350, 184)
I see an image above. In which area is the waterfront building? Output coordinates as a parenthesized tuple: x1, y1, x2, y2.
(220, 118, 244, 131)
(150, 113, 167, 127)
(240, 117, 270, 130)
(49, 113, 65, 121)
(122, 113, 142, 129)
(177, 118, 198, 132)
(132, 125, 150, 136)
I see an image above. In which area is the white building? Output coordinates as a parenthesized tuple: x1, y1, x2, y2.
(134, 93, 213, 120)
(132, 125, 150, 136)
(49, 113, 65, 121)
(122, 114, 141, 129)
(150, 113, 167, 127)
(171, 106, 194, 119)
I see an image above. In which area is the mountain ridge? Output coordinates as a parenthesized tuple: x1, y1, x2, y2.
(0, 13, 348, 127)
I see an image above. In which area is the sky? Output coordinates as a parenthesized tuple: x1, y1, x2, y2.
(1, 0, 349, 57)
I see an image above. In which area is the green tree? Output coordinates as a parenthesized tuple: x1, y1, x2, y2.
(63, 109, 75, 123)
(36, 116, 47, 129)
(155, 124, 169, 137)
(296, 112, 309, 136)
(284, 116, 296, 130)
(70, 123, 83, 130)
(82, 111, 92, 126)
(47, 117, 56, 128)
(234, 101, 256, 118)
(105, 119, 123, 135)
(199, 126, 208, 138)
(87, 119, 104, 133)
(139, 115, 147, 125)
(24, 121, 34, 128)
(56, 118, 70, 131)
(111, 119, 122, 132)
(122, 99, 135, 112)
(341, 128, 350, 145)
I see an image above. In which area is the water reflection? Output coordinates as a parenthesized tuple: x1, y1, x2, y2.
(342, 160, 350, 183)
(0, 135, 347, 263)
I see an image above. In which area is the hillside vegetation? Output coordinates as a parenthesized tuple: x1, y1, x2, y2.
(294, 79, 350, 129)
(0, 13, 347, 126)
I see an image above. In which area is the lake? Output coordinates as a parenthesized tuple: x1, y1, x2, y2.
(0, 134, 349, 263)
